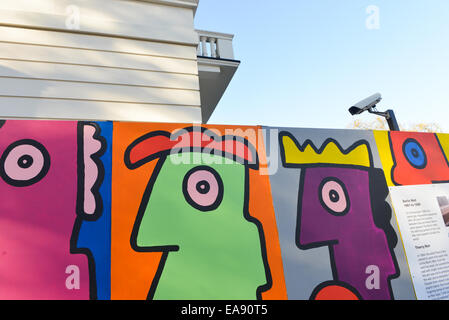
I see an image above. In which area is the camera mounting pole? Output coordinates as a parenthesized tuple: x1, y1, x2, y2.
(367, 107, 400, 131)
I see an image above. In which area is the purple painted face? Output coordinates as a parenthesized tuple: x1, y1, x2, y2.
(297, 166, 398, 300)
(0, 120, 90, 299)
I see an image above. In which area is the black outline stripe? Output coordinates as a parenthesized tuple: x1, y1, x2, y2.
(243, 166, 273, 300)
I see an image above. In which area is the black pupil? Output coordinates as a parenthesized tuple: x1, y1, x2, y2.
(411, 148, 419, 158)
(329, 189, 340, 203)
(196, 181, 210, 194)
(18, 155, 33, 169)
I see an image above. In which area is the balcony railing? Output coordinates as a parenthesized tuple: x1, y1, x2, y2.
(196, 30, 236, 60)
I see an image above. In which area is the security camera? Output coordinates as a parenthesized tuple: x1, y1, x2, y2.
(347, 92, 400, 131)
(348, 93, 382, 115)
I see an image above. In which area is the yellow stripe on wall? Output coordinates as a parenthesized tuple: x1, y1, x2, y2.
(373, 130, 395, 187)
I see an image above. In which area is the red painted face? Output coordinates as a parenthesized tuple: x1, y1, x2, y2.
(390, 132, 449, 185)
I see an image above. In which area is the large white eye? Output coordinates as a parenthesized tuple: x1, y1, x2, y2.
(319, 177, 350, 216)
(0, 140, 50, 187)
(183, 166, 223, 212)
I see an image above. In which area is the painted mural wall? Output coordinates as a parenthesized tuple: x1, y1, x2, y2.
(2, 119, 448, 300)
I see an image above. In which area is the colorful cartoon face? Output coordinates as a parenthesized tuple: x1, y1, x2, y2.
(297, 166, 398, 299)
(280, 133, 399, 300)
(0, 119, 422, 300)
(125, 127, 271, 300)
(390, 132, 449, 185)
(0, 120, 90, 299)
(133, 154, 267, 299)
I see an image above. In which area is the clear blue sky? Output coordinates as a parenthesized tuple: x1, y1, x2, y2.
(195, 0, 449, 131)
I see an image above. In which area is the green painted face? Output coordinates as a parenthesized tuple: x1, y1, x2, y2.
(134, 153, 268, 300)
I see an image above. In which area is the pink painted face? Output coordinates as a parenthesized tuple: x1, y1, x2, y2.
(0, 120, 90, 299)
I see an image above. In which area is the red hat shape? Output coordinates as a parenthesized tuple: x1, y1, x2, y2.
(125, 127, 259, 169)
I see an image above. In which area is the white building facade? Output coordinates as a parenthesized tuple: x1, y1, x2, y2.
(0, 0, 238, 123)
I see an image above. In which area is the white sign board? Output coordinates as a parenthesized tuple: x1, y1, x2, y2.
(389, 183, 449, 300)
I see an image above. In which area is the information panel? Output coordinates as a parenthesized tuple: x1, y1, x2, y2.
(390, 184, 449, 300)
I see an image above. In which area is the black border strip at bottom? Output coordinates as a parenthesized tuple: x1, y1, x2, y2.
(0, 299, 433, 319)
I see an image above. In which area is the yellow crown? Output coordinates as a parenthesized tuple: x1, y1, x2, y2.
(281, 134, 372, 167)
